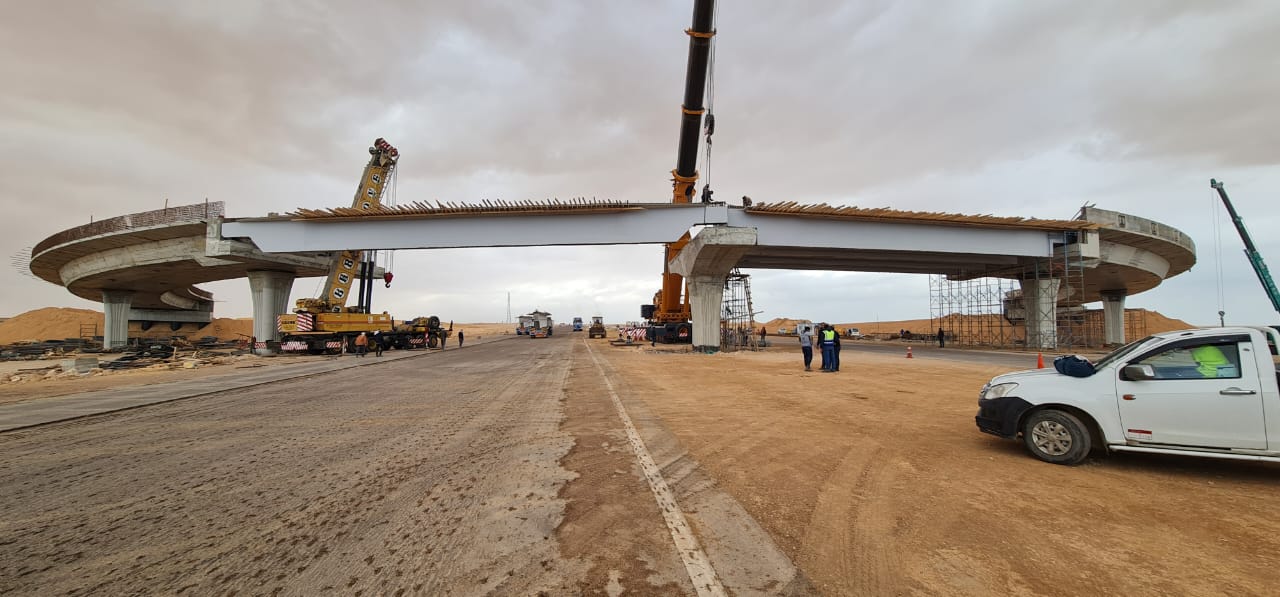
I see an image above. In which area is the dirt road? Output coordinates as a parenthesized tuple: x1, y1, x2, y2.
(3, 335, 1279, 595)
(604, 344, 1280, 596)
(0, 335, 794, 595)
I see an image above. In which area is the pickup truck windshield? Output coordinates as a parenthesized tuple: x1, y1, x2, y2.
(1093, 335, 1158, 370)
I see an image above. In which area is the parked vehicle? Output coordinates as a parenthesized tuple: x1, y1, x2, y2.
(573, 317, 584, 332)
(976, 326, 1280, 465)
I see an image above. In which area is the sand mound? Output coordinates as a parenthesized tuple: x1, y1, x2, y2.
(773, 308, 1196, 338)
(760, 318, 810, 331)
(0, 307, 104, 344)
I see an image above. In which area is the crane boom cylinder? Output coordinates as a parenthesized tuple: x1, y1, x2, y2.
(673, 0, 717, 193)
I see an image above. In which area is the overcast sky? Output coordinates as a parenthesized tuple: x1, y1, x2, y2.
(3, 1, 1278, 327)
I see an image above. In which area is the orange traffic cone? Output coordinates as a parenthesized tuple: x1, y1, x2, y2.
(1036, 353, 1045, 369)
(906, 346, 913, 359)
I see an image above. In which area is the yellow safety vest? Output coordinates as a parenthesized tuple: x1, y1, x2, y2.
(1191, 345, 1229, 378)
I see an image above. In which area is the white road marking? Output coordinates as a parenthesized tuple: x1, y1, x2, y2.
(585, 341, 727, 597)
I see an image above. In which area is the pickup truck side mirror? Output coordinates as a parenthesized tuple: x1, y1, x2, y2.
(1122, 364, 1156, 381)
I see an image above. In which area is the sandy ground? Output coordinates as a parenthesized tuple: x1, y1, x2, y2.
(0, 323, 517, 407)
(2, 335, 1278, 595)
(604, 343, 1280, 595)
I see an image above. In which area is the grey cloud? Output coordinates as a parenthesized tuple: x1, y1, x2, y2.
(3, 1, 1279, 324)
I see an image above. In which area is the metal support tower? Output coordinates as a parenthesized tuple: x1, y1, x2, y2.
(719, 269, 758, 352)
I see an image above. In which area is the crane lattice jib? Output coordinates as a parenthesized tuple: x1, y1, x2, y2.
(302, 139, 399, 313)
(1211, 179, 1280, 316)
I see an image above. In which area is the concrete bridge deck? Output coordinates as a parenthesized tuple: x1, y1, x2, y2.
(29, 199, 1195, 351)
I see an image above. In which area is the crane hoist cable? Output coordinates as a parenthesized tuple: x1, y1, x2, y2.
(699, 9, 718, 203)
(1211, 186, 1226, 321)
(381, 162, 399, 286)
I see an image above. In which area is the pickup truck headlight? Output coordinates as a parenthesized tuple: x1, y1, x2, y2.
(980, 382, 1018, 400)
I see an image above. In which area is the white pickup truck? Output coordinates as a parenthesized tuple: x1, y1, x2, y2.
(976, 326, 1280, 465)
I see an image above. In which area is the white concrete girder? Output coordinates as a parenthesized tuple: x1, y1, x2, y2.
(725, 211, 1061, 258)
(247, 270, 295, 354)
(221, 205, 730, 253)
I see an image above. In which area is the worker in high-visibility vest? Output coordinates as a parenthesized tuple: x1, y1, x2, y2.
(820, 324, 838, 372)
(1191, 344, 1230, 378)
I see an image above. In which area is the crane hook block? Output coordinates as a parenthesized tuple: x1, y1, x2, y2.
(384, 272, 394, 288)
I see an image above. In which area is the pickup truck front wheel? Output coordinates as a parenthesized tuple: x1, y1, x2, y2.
(1023, 410, 1091, 465)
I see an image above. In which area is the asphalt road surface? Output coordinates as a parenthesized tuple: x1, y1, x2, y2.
(0, 335, 799, 596)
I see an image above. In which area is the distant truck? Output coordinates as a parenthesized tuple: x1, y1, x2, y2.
(524, 311, 553, 338)
(977, 326, 1280, 465)
(573, 317, 584, 332)
(588, 316, 607, 339)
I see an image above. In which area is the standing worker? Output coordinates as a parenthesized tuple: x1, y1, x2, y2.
(372, 330, 383, 357)
(354, 332, 368, 357)
(759, 326, 767, 347)
(937, 327, 946, 349)
(458, 330, 465, 348)
(831, 324, 842, 372)
(798, 324, 814, 371)
(820, 324, 837, 372)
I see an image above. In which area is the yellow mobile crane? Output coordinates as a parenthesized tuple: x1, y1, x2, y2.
(641, 0, 715, 343)
(277, 138, 450, 354)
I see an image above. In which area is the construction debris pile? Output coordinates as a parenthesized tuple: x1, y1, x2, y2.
(2, 347, 257, 385)
(0, 338, 102, 361)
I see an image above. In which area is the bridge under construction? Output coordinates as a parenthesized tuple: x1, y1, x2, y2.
(29, 197, 1193, 353)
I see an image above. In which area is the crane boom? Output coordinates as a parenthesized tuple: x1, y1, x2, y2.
(1210, 178, 1280, 316)
(645, 0, 716, 342)
(671, 0, 716, 204)
(297, 138, 399, 313)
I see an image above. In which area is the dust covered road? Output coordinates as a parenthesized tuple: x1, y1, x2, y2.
(1, 335, 795, 595)
(9, 333, 1274, 596)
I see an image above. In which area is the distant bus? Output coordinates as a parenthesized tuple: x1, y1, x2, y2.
(572, 317, 584, 332)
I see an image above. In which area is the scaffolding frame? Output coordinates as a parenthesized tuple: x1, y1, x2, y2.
(720, 268, 760, 352)
(929, 242, 1091, 350)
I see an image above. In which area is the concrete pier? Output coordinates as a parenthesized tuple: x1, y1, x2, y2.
(101, 290, 135, 349)
(1020, 278, 1060, 350)
(670, 227, 758, 352)
(1101, 290, 1126, 346)
(248, 270, 296, 354)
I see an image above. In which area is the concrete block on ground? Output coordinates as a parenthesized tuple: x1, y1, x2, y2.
(61, 357, 99, 374)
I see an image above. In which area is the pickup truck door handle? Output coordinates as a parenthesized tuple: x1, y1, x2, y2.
(1220, 387, 1257, 396)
